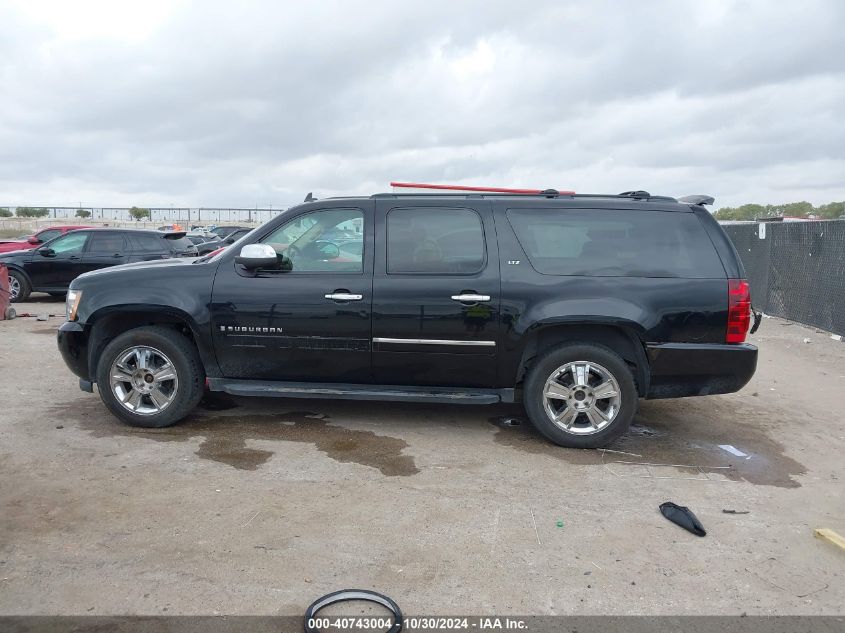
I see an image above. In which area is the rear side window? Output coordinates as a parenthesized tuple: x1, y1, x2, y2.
(87, 233, 126, 253)
(128, 234, 166, 253)
(387, 207, 485, 274)
(506, 208, 725, 278)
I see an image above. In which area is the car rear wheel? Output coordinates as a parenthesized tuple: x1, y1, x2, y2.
(523, 343, 637, 448)
(96, 326, 204, 428)
(8, 270, 30, 302)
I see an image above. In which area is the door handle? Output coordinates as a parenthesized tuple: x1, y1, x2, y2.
(325, 292, 363, 301)
(451, 293, 491, 302)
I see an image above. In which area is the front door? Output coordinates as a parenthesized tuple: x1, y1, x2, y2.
(25, 230, 90, 290)
(371, 201, 500, 388)
(211, 203, 374, 382)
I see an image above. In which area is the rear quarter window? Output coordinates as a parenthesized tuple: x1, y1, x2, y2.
(506, 208, 725, 278)
(87, 233, 126, 253)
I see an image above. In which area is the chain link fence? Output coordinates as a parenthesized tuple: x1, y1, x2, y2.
(0, 206, 285, 224)
(722, 220, 845, 336)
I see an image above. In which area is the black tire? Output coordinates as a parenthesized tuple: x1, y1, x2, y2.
(523, 343, 637, 449)
(8, 270, 31, 302)
(48, 292, 67, 298)
(96, 326, 204, 428)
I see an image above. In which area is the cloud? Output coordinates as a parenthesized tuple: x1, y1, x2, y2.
(0, 0, 842, 209)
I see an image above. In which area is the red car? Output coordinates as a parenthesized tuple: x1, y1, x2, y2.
(0, 225, 95, 253)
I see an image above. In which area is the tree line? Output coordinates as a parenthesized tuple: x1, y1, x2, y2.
(713, 201, 845, 221)
(0, 206, 150, 220)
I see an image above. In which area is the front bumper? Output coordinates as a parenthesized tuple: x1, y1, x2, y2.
(645, 342, 758, 399)
(57, 320, 90, 381)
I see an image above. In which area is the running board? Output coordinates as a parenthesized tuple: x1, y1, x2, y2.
(206, 378, 513, 405)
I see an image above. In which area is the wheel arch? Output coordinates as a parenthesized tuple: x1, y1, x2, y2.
(5, 263, 30, 281)
(85, 306, 209, 382)
(5, 264, 32, 300)
(513, 321, 650, 396)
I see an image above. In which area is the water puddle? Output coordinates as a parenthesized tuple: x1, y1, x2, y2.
(64, 400, 418, 476)
(492, 398, 806, 488)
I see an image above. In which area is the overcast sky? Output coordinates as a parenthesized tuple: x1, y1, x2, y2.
(1, 0, 843, 210)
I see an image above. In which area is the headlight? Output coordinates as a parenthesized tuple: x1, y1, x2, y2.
(66, 289, 83, 321)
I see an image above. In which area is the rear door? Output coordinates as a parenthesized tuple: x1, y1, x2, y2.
(371, 200, 500, 387)
(81, 231, 129, 274)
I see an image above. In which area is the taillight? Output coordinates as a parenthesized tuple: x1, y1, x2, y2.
(726, 279, 751, 343)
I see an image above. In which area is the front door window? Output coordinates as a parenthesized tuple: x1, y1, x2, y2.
(47, 232, 88, 254)
(261, 208, 364, 273)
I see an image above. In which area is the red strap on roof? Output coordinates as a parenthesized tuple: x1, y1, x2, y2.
(390, 182, 575, 195)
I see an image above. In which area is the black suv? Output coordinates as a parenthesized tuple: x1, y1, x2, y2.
(2, 228, 196, 302)
(57, 191, 758, 448)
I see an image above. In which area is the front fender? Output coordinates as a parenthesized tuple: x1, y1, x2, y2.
(84, 303, 218, 381)
(2, 263, 30, 280)
(72, 262, 220, 379)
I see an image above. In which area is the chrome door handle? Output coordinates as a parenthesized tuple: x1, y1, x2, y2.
(325, 293, 363, 301)
(451, 293, 491, 302)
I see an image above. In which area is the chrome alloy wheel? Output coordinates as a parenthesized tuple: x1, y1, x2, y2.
(8, 275, 20, 300)
(109, 346, 179, 415)
(542, 361, 622, 435)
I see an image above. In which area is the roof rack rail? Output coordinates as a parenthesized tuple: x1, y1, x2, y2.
(678, 195, 715, 206)
(618, 190, 651, 199)
(390, 181, 576, 196)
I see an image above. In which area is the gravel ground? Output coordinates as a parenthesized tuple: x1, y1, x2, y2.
(0, 294, 843, 616)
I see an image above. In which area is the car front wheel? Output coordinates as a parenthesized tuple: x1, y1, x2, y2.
(8, 270, 30, 302)
(96, 326, 204, 428)
(523, 343, 637, 448)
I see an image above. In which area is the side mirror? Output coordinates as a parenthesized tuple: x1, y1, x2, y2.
(235, 244, 279, 270)
(38, 247, 55, 257)
(27, 236, 40, 245)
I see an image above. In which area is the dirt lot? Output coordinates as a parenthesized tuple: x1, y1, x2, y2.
(1, 294, 843, 616)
